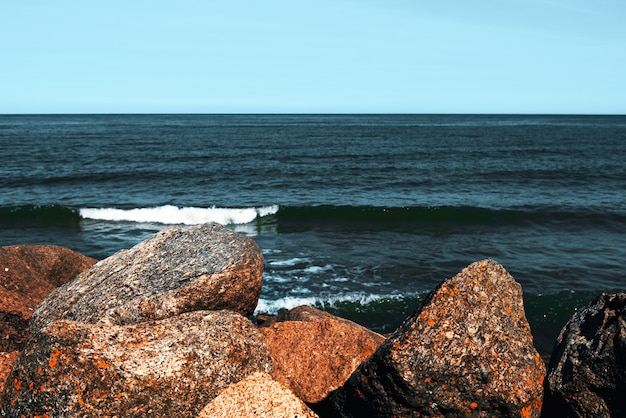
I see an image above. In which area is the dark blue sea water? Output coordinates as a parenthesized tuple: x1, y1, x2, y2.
(1, 114, 625, 354)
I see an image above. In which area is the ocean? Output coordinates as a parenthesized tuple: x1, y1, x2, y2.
(1, 114, 625, 355)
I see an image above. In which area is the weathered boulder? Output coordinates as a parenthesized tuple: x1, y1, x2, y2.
(271, 304, 387, 343)
(317, 259, 545, 417)
(0, 245, 97, 393)
(259, 305, 385, 404)
(0, 245, 97, 347)
(198, 371, 319, 417)
(0, 245, 97, 319)
(1, 310, 272, 417)
(29, 223, 263, 331)
(542, 292, 626, 417)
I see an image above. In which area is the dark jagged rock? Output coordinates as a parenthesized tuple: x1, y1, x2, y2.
(29, 223, 264, 331)
(259, 305, 384, 403)
(542, 292, 626, 418)
(317, 259, 545, 418)
(2, 310, 271, 417)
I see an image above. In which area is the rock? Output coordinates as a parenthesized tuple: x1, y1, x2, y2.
(198, 371, 319, 418)
(318, 259, 545, 417)
(0, 352, 20, 391)
(542, 292, 626, 417)
(1, 310, 272, 417)
(259, 305, 385, 404)
(0, 245, 96, 395)
(29, 223, 263, 331)
(0, 314, 29, 390)
(0, 244, 97, 328)
(0, 313, 29, 355)
(278, 304, 388, 342)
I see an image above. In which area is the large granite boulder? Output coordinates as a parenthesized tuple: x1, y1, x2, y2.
(267, 304, 387, 342)
(29, 223, 263, 331)
(0, 245, 97, 350)
(542, 292, 626, 417)
(0, 245, 97, 318)
(1, 310, 272, 417)
(318, 259, 545, 417)
(0, 245, 96, 393)
(198, 371, 319, 417)
(259, 305, 385, 403)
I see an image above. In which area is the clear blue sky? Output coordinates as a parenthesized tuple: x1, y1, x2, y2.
(2, 0, 625, 114)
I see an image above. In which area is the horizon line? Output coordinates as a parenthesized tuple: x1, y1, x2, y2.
(2, 112, 625, 117)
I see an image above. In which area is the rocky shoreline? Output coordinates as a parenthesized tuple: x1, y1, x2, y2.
(1, 223, 624, 417)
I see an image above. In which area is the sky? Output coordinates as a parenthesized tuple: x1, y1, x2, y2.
(1, 0, 625, 114)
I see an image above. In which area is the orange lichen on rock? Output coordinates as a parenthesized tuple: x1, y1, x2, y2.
(320, 259, 546, 418)
(3, 309, 273, 416)
(48, 348, 61, 367)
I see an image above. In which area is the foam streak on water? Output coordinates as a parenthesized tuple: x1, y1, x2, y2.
(80, 205, 279, 225)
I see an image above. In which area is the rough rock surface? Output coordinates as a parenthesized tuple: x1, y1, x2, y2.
(29, 223, 263, 331)
(0, 352, 20, 391)
(0, 245, 97, 320)
(318, 259, 545, 418)
(1, 310, 271, 417)
(268, 304, 387, 343)
(198, 371, 319, 418)
(260, 306, 384, 403)
(542, 292, 626, 417)
(0, 314, 29, 356)
(0, 245, 96, 393)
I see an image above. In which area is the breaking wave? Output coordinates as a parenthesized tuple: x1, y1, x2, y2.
(79, 205, 279, 225)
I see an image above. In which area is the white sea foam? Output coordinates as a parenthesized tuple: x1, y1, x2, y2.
(254, 292, 409, 315)
(268, 257, 311, 267)
(262, 273, 294, 284)
(80, 205, 279, 226)
(262, 248, 283, 255)
(303, 264, 333, 274)
(255, 297, 320, 313)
